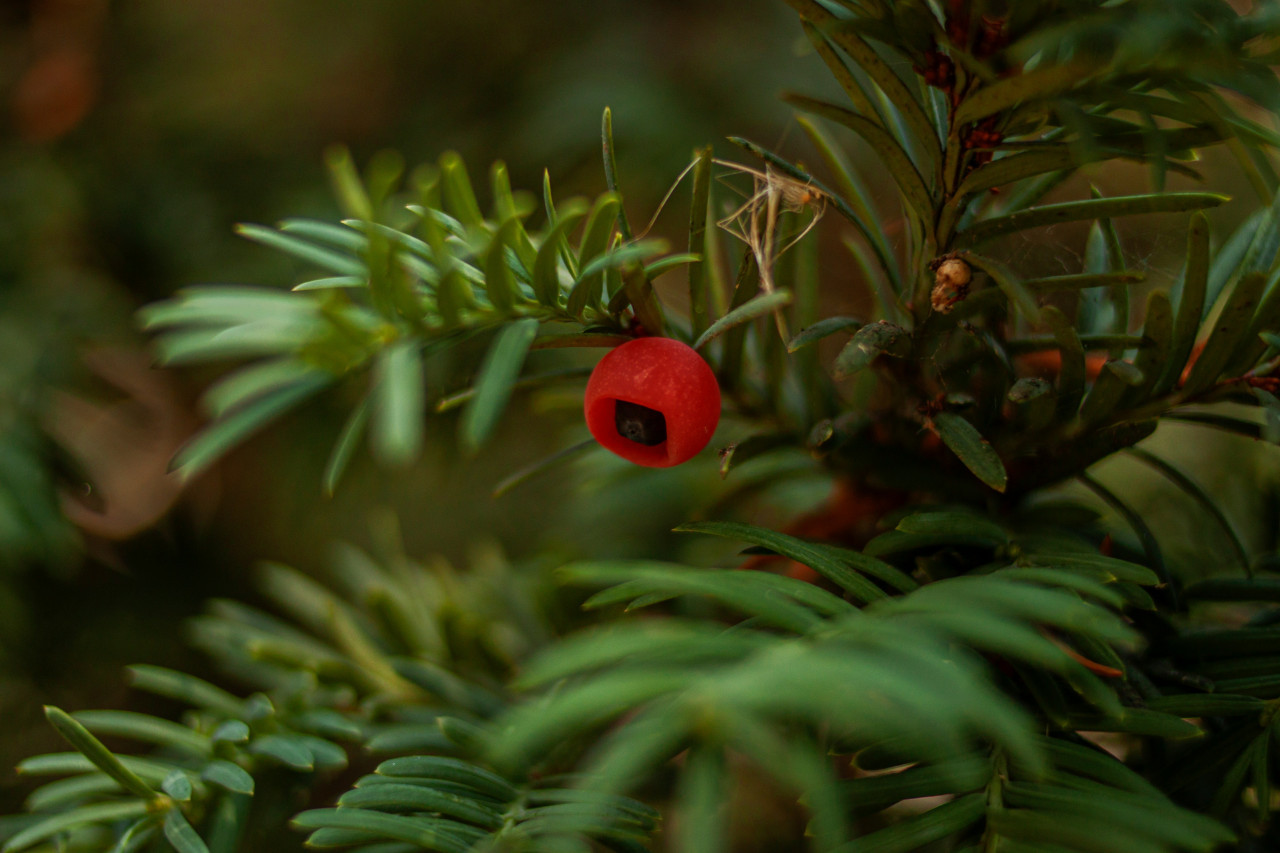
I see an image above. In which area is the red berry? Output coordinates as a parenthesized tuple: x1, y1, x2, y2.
(584, 337, 721, 467)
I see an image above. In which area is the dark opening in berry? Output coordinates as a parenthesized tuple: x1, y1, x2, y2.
(614, 400, 667, 446)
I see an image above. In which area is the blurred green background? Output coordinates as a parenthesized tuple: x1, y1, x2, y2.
(0, 0, 841, 815)
(3, 0, 1280, 838)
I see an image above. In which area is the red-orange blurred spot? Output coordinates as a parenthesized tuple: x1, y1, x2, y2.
(742, 480, 905, 584)
(1015, 350, 1109, 382)
(13, 46, 97, 141)
(1179, 340, 1207, 387)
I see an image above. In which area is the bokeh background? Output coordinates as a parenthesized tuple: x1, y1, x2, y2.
(3, 0, 1279, 843)
(0, 0, 844, 818)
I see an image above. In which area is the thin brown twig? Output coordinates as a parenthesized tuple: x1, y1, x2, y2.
(714, 159, 826, 340)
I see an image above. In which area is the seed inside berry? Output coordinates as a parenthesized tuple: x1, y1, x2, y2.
(614, 400, 667, 446)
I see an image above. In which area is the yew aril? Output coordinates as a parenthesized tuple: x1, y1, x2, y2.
(584, 337, 721, 467)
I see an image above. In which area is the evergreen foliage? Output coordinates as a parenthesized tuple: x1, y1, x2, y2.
(8, 0, 1280, 851)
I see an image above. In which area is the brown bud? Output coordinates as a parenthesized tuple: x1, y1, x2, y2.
(931, 258, 972, 313)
